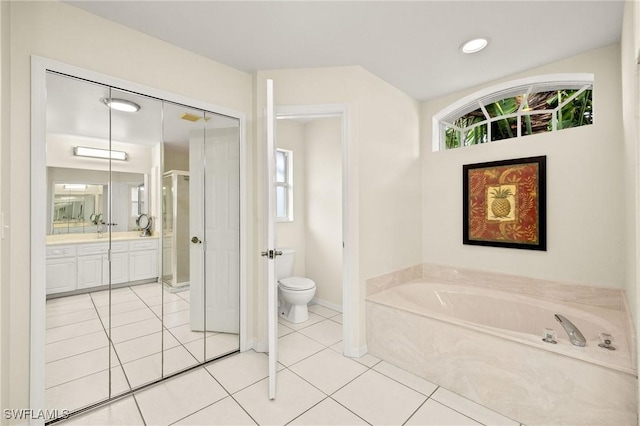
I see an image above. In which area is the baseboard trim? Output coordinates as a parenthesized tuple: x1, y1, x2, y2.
(311, 297, 343, 313)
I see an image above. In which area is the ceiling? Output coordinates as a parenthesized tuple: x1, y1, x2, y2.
(68, 0, 625, 101)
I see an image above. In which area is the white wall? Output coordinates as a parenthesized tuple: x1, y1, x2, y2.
(305, 117, 343, 308)
(421, 44, 625, 290)
(3, 0, 252, 414)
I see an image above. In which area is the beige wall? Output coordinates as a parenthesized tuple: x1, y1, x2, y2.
(256, 67, 422, 353)
(421, 45, 625, 290)
(0, 0, 9, 419)
(304, 117, 343, 309)
(276, 119, 307, 278)
(3, 0, 253, 414)
(620, 0, 640, 402)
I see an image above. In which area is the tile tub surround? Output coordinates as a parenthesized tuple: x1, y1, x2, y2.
(367, 263, 626, 310)
(366, 294, 638, 426)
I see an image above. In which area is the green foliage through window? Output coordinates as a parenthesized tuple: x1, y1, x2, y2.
(441, 83, 593, 150)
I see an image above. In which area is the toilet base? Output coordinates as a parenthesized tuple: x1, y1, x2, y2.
(279, 301, 309, 324)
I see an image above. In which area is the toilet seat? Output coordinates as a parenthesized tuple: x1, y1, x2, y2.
(278, 276, 315, 291)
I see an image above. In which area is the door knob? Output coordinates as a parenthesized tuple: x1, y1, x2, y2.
(191, 236, 202, 244)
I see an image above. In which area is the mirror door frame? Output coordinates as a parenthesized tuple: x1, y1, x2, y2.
(30, 55, 248, 417)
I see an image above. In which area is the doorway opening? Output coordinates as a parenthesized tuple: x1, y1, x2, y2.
(274, 105, 353, 357)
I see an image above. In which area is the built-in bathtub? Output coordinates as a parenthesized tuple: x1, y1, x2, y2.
(366, 273, 638, 426)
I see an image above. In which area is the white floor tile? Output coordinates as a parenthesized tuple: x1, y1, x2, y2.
(278, 322, 294, 338)
(135, 368, 227, 426)
(278, 312, 325, 330)
(167, 323, 211, 345)
(329, 341, 344, 354)
(373, 361, 438, 396)
(405, 399, 482, 426)
(46, 309, 99, 329)
(233, 369, 325, 426)
(332, 369, 426, 426)
(96, 299, 149, 317)
(46, 346, 117, 389)
(289, 348, 367, 394)
(143, 292, 184, 307)
(431, 388, 519, 426)
(150, 299, 190, 316)
(277, 332, 325, 366)
(353, 352, 381, 368)
(45, 318, 105, 344)
(205, 333, 240, 361)
(308, 304, 341, 318)
(174, 396, 257, 425)
(122, 345, 198, 389)
(297, 319, 343, 346)
(60, 396, 144, 426)
(46, 299, 95, 317)
(206, 350, 269, 394)
(161, 309, 191, 328)
(113, 331, 179, 364)
(104, 307, 156, 329)
(109, 317, 162, 343)
(330, 314, 343, 324)
(289, 398, 368, 426)
(46, 330, 108, 363)
(46, 366, 129, 413)
(46, 293, 91, 308)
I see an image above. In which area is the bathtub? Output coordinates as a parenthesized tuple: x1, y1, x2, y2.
(366, 281, 637, 426)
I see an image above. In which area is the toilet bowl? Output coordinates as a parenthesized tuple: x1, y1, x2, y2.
(276, 249, 316, 324)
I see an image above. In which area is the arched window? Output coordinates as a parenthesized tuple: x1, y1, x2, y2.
(432, 74, 594, 151)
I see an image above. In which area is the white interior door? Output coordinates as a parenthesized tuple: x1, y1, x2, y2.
(189, 117, 240, 335)
(265, 79, 278, 399)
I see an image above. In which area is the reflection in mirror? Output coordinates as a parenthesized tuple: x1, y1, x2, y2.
(47, 167, 147, 235)
(203, 111, 241, 362)
(162, 101, 203, 372)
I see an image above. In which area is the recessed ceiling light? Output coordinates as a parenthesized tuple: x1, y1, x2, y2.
(461, 38, 488, 54)
(100, 97, 141, 112)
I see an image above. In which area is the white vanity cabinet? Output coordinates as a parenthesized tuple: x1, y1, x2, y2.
(129, 239, 158, 282)
(46, 245, 77, 294)
(46, 237, 158, 295)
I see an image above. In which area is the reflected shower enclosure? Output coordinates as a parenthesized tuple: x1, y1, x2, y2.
(163, 170, 190, 291)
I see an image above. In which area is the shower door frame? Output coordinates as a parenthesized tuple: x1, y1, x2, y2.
(29, 56, 249, 419)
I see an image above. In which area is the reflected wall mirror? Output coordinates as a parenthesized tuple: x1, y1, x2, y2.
(34, 62, 245, 422)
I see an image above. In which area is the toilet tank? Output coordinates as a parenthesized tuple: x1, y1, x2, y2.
(276, 248, 295, 280)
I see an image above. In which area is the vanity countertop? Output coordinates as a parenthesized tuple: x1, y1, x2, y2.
(46, 231, 158, 246)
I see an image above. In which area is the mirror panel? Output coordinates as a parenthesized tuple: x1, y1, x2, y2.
(44, 72, 113, 413)
(204, 111, 241, 362)
(162, 101, 204, 371)
(107, 87, 164, 389)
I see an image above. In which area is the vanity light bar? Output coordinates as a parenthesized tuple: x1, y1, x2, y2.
(64, 184, 87, 190)
(74, 146, 128, 161)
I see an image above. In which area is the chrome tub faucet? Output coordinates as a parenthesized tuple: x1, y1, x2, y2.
(555, 314, 586, 347)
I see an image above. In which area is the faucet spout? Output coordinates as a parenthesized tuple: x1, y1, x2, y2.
(554, 314, 586, 347)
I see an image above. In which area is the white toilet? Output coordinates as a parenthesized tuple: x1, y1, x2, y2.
(277, 248, 316, 324)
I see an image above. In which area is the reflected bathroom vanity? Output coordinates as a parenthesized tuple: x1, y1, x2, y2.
(46, 233, 159, 295)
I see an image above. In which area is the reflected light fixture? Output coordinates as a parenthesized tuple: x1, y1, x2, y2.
(100, 97, 141, 112)
(461, 38, 488, 54)
(74, 146, 128, 161)
(64, 184, 87, 190)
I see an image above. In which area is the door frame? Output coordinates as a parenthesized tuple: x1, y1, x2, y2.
(274, 103, 359, 358)
(30, 56, 249, 415)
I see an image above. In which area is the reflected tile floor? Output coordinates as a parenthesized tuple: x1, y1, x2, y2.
(58, 302, 524, 426)
(45, 283, 238, 413)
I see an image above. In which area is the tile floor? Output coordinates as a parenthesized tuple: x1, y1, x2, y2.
(46, 283, 239, 414)
(57, 301, 523, 426)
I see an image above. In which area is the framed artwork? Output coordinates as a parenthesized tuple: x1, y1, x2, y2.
(463, 156, 546, 250)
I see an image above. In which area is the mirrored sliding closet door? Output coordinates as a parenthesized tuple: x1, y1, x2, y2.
(43, 71, 240, 419)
